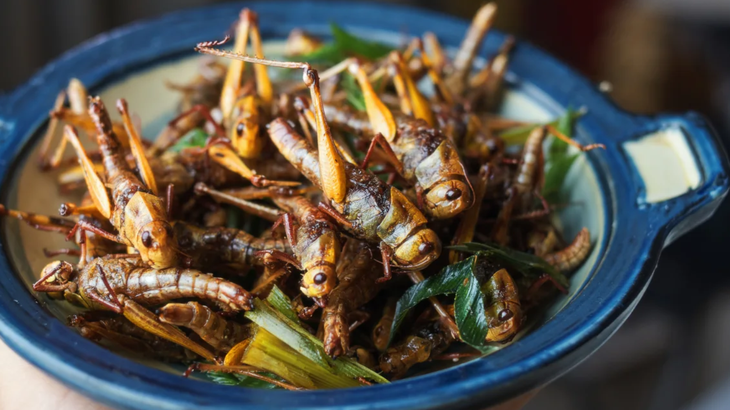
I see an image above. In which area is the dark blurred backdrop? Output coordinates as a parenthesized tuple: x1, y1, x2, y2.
(2, 1, 730, 409)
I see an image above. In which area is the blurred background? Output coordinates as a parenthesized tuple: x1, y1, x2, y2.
(2, 0, 729, 409)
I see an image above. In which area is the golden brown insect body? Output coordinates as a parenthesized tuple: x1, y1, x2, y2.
(70, 314, 190, 362)
(172, 221, 291, 269)
(75, 256, 252, 311)
(268, 118, 441, 271)
(158, 301, 251, 353)
(34, 256, 240, 361)
(191, 184, 340, 297)
(322, 240, 381, 357)
(87, 97, 178, 269)
(372, 296, 397, 352)
(323, 105, 473, 220)
(272, 195, 341, 298)
(379, 320, 455, 378)
(545, 227, 591, 273)
(483, 269, 522, 342)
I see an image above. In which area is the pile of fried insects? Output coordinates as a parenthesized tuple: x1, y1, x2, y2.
(7, 3, 603, 389)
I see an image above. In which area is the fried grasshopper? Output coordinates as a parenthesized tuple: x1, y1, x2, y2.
(63, 97, 179, 269)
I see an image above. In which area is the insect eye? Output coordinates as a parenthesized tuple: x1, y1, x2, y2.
(498, 309, 513, 321)
(418, 241, 433, 255)
(141, 231, 153, 248)
(313, 273, 327, 285)
(445, 188, 462, 201)
(236, 122, 245, 136)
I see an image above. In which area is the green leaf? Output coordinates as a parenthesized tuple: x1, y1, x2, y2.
(448, 242, 569, 288)
(542, 153, 578, 200)
(206, 371, 281, 389)
(453, 257, 492, 352)
(388, 257, 475, 345)
(167, 128, 208, 153)
(330, 23, 393, 60)
(245, 299, 331, 369)
(297, 23, 393, 65)
(298, 42, 346, 64)
(499, 109, 585, 146)
(547, 107, 575, 155)
(542, 108, 580, 202)
(341, 72, 367, 111)
(266, 286, 299, 324)
(389, 255, 517, 353)
(246, 299, 388, 383)
(331, 356, 390, 384)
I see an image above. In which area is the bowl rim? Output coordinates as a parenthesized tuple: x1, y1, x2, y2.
(0, 1, 727, 409)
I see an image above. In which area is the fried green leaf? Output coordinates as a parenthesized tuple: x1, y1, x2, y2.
(298, 42, 346, 63)
(299, 23, 393, 64)
(453, 257, 493, 353)
(341, 72, 367, 111)
(245, 299, 331, 369)
(167, 128, 208, 153)
(266, 286, 299, 324)
(448, 242, 569, 288)
(330, 23, 393, 60)
(247, 298, 388, 383)
(499, 109, 585, 146)
(389, 255, 513, 353)
(388, 257, 476, 346)
(542, 108, 580, 202)
(206, 371, 281, 389)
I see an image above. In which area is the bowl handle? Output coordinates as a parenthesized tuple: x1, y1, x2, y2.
(621, 111, 729, 245)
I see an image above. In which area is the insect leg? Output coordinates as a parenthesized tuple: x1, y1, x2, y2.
(376, 242, 393, 284)
(165, 184, 175, 217)
(348, 310, 370, 332)
(168, 104, 226, 138)
(195, 182, 280, 222)
(254, 249, 302, 270)
(360, 132, 404, 175)
(251, 263, 289, 297)
(38, 90, 67, 170)
(389, 52, 434, 126)
(545, 124, 606, 152)
(65, 220, 120, 244)
(219, 9, 252, 120)
(43, 249, 81, 257)
(317, 202, 353, 229)
(0, 205, 76, 234)
(271, 212, 297, 247)
(414, 38, 453, 105)
(294, 97, 358, 165)
(247, 10, 273, 104)
(207, 144, 301, 188)
(422, 32, 448, 76)
(63, 125, 112, 218)
(117, 99, 158, 194)
(58, 202, 105, 219)
(121, 297, 218, 363)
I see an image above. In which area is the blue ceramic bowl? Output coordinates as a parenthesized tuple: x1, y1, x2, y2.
(0, 2, 728, 409)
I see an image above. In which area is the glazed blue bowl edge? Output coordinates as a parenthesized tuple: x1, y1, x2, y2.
(0, 2, 728, 410)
